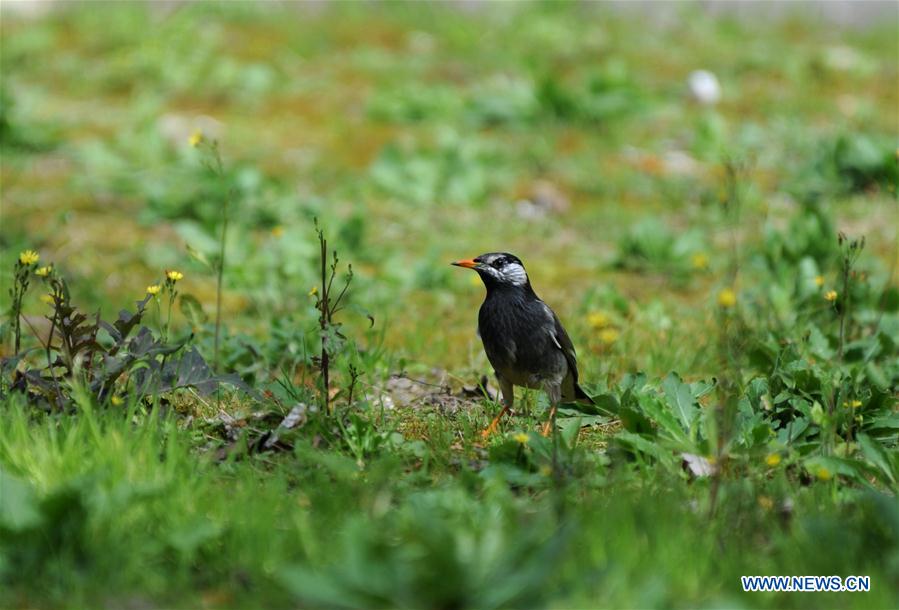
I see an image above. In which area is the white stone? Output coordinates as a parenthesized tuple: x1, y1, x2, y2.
(688, 70, 721, 105)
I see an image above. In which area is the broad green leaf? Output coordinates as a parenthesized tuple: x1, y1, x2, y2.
(776, 417, 810, 444)
(637, 392, 689, 447)
(613, 430, 668, 461)
(804, 456, 869, 484)
(179, 293, 208, 326)
(857, 433, 897, 486)
(662, 373, 698, 432)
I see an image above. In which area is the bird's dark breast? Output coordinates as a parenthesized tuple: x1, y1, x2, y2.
(478, 292, 565, 388)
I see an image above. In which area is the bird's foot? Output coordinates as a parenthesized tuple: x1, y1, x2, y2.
(481, 406, 510, 439)
(481, 419, 500, 439)
(540, 405, 558, 436)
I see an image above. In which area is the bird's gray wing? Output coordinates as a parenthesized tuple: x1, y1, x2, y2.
(550, 310, 580, 385)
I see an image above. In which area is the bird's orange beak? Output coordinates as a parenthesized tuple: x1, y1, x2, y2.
(451, 258, 479, 269)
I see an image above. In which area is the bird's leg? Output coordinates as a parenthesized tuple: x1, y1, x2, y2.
(482, 377, 514, 438)
(541, 382, 563, 482)
(540, 383, 561, 437)
(540, 405, 557, 437)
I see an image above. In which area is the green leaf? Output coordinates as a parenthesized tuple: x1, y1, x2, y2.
(613, 430, 668, 462)
(776, 417, 810, 444)
(868, 413, 899, 432)
(637, 393, 689, 447)
(559, 416, 581, 446)
(179, 293, 208, 326)
(865, 362, 889, 391)
(857, 433, 897, 486)
(662, 373, 698, 433)
(185, 243, 212, 269)
(804, 456, 869, 484)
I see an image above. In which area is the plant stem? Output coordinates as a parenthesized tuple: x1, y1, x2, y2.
(11, 266, 28, 356)
(837, 260, 849, 363)
(12, 287, 23, 356)
(320, 229, 330, 415)
(214, 193, 230, 374)
(164, 288, 176, 343)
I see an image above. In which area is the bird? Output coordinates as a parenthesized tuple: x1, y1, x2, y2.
(452, 252, 593, 437)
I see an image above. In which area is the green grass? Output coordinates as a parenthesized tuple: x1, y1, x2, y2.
(1, 2, 898, 609)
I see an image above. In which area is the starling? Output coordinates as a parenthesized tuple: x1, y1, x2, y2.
(452, 252, 593, 436)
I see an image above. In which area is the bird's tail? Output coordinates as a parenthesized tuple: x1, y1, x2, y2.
(574, 383, 595, 405)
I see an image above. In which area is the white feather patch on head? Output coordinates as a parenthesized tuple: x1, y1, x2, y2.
(502, 262, 528, 286)
(479, 266, 501, 280)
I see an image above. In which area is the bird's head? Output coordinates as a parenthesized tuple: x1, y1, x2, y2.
(451, 252, 530, 289)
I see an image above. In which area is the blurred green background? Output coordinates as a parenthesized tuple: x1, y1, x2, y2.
(3, 1, 895, 375)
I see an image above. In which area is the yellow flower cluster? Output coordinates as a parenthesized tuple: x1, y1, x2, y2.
(587, 310, 619, 345)
(814, 275, 825, 287)
(35, 265, 53, 277)
(19, 250, 40, 265)
(166, 270, 184, 282)
(587, 310, 610, 330)
(691, 252, 709, 271)
(598, 328, 620, 345)
(513, 432, 529, 445)
(824, 290, 837, 302)
(765, 453, 782, 467)
(843, 399, 862, 409)
(189, 130, 204, 148)
(146, 284, 162, 296)
(717, 288, 737, 308)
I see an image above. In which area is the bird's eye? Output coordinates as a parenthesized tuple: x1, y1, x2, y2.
(492, 258, 505, 269)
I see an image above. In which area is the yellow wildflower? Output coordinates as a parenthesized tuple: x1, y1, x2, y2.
(111, 395, 124, 406)
(843, 399, 862, 409)
(757, 496, 774, 511)
(40, 293, 56, 304)
(816, 467, 832, 481)
(271, 225, 284, 238)
(599, 328, 619, 344)
(189, 130, 204, 148)
(308, 286, 318, 297)
(539, 465, 552, 477)
(717, 288, 737, 308)
(166, 270, 184, 282)
(19, 250, 40, 265)
(146, 284, 161, 296)
(513, 432, 529, 445)
(587, 310, 611, 330)
(35, 265, 53, 277)
(824, 290, 837, 302)
(691, 252, 709, 270)
(814, 275, 825, 287)
(765, 453, 782, 467)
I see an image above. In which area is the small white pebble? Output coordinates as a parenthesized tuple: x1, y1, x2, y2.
(688, 70, 721, 105)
